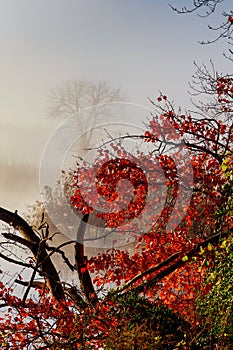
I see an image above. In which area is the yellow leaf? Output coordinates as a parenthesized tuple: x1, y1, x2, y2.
(182, 255, 188, 262)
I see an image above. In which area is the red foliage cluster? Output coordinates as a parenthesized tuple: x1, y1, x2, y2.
(71, 158, 148, 228)
(217, 77, 233, 112)
(228, 16, 233, 24)
(71, 99, 232, 323)
(0, 91, 232, 348)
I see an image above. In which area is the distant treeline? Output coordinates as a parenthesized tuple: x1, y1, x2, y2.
(0, 158, 38, 191)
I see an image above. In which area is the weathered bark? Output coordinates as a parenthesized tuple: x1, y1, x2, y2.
(75, 214, 98, 305)
(0, 207, 65, 301)
(121, 230, 226, 296)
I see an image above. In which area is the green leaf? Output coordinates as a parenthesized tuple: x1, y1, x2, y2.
(208, 243, 213, 251)
(182, 255, 188, 262)
(222, 162, 228, 172)
(199, 246, 204, 255)
(221, 240, 227, 249)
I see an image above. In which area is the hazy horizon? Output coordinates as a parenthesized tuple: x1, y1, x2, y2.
(1, 0, 232, 213)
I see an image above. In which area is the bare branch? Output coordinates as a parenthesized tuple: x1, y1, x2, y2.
(48, 79, 123, 119)
(170, 0, 223, 17)
(170, 1, 233, 58)
(0, 251, 35, 269)
(22, 241, 44, 305)
(0, 207, 65, 301)
(75, 214, 98, 305)
(128, 230, 229, 296)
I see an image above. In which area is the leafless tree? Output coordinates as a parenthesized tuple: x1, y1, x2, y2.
(42, 81, 125, 246)
(48, 79, 124, 154)
(49, 79, 123, 118)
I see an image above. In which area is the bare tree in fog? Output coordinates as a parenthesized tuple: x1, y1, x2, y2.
(48, 79, 124, 152)
(33, 80, 125, 268)
(49, 79, 123, 118)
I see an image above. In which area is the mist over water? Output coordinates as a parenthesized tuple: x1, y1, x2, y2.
(0, 121, 78, 278)
(0, 159, 38, 211)
(0, 122, 53, 213)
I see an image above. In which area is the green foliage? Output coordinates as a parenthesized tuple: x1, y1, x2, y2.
(196, 234, 233, 348)
(104, 292, 198, 349)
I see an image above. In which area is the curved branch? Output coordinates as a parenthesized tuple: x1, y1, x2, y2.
(0, 207, 65, 301)
(0, 207, 40, 245)
(0, 251, 35, 269)
(170, 0, 223, 17)
(115, 230, 228, 296)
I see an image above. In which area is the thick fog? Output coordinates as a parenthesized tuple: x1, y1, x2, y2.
(0, 1, 230, 214)
(0, 122, 53, 213)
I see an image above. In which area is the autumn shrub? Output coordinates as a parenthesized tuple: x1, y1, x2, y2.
(104, 292, 199, 350)
(195, 234, 233, 349)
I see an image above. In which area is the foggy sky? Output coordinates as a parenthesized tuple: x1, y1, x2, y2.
(0, 0, 232, 212)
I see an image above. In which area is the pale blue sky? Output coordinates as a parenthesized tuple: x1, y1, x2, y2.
(0, 0, 232, 129)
